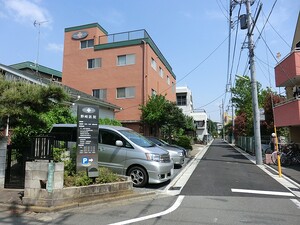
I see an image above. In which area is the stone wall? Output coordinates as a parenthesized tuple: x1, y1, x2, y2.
(23, 179, 133, 209)
(22, 161, 133, 210)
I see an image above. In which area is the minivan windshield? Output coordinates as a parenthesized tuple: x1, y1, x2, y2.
(119, 130, 155, 148)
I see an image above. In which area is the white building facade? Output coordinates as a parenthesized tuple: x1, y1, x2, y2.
(176, 86, 209, 142)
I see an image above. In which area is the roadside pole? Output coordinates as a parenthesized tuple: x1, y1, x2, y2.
(245, 0, 263, 165)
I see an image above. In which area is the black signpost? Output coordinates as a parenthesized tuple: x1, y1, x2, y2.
(76, 105, 99, 177)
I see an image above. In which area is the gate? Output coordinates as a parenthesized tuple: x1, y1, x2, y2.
(5, 135, 54, 188)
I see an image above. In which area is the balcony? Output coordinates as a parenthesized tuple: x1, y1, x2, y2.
(275, 49, 300, 87)
(273, 98, 300, 127)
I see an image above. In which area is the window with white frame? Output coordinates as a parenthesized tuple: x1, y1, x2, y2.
(87, 58, 101, 69)
(117, 54, 135, 66)
(159, 67, 164, 78)
(151, 58, 157, 71)
(167, 75, 170, 85)
(116, 87, 135, 99)
(92, 89, 107, 100)
(172, 82, 175, 93)
(80, 39, 94, 49)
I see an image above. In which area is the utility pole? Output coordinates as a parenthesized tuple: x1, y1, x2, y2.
(245, 0, 262, 165)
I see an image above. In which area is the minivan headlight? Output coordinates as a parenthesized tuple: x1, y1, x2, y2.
(145, 153, 161, 162)
(178, 151, 183, 156)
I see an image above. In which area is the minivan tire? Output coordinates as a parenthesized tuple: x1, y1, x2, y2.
(128, 166, 148, 187)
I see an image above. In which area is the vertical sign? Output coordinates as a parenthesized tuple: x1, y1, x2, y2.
(76, 105, 99, 177)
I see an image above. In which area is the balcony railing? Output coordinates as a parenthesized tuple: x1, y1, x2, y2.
(95, 29, 174, 77)
(98, 29, 148, 44)
(275, 48, 300, 87)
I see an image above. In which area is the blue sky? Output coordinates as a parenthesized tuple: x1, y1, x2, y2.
(0, 0, 299, 122)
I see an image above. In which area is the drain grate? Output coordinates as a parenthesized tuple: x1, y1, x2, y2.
(169, 186, 181, 190)
(289, 187, 300, 192)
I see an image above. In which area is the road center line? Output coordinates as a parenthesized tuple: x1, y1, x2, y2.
(107, 195, 185, 225)
(231, 188, 294, 196)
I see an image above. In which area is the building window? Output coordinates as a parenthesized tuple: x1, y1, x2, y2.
(151, 58, 157, 71)
(87, 58, 101, 69)
(177, 93, 187, 106)
(172, 82, 175, 93)
(167, 75, 170, 85)
(93, 89, 107, 100)
(151, 89, 157, 96)
(116, 87, 135, 99)
(80, 39, 94, 49)
(159, 67, 164, 78)
(195, 120, 205, 128)
(117, 54, 135, 66)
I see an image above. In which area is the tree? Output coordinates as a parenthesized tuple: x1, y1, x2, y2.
(260, 89, 286, 136)
(140, 94, 169, 136)
(0, 77, 74, 149)
(231, 75, 264, 136)
(140, 94, 195, 140)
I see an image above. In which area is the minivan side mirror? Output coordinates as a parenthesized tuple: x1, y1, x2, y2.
(115, 140, 123, 147)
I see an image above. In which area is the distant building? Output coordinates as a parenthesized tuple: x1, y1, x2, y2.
(176, 86, 209, 142)
(273, 13, 300, 143)
(10, 61, 62, 82)
(62, 23, 176, 133)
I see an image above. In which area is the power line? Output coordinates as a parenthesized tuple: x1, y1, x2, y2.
(194, 92, 226, 110)
(121, 34, 230, 112)
(261, 10, 291, 49)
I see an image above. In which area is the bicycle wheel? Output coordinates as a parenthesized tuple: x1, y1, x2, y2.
(280, 154, 291, 166)
(271, 151, 278, 165)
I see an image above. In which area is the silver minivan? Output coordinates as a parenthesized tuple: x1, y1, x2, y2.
(50, 124, 174, 187)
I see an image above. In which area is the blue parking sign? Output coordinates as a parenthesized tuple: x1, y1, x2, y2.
(82, 157, 89, 165)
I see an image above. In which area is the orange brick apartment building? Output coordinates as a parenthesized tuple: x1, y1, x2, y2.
(62, 23, 176, 133)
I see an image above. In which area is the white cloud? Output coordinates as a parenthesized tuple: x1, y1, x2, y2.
(46, 43, 63, 52)
(2, 0, 51, 27)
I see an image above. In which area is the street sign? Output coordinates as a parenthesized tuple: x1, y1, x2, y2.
(76, 105, 99, 177)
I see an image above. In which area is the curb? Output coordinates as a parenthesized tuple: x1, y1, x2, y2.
(230, 143, 300, 191)
(0, 190, 157, 213)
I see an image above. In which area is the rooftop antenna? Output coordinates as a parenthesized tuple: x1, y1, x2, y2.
(33, 20, 48, 75)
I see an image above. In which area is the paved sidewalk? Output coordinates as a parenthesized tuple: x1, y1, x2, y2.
(0, 144, 206, 211)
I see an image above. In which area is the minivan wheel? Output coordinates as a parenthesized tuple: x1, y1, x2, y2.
(128, 166, 148, 187)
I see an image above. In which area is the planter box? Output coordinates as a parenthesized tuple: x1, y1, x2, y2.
(23, 176, 133, 210)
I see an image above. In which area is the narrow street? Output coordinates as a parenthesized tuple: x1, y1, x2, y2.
(1, 139, 299, 225)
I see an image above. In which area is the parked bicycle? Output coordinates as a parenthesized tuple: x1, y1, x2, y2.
(270, 142, 300, 166)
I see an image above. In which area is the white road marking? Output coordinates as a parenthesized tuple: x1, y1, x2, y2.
(232, 144, 300, 198)
(231, 188, 294, 196)
(107, 195, 185, 225)
(290, 199, 300, 209)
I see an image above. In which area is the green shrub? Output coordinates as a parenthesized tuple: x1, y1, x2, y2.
(96, 167, 121, 184)
(63, 167, 123, 187)
(175, 135, 192, 150)
(74, 171, 93, 186)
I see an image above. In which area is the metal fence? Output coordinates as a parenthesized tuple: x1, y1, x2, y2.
(30, 135, 54, 160)
(235, 136, 271, 155)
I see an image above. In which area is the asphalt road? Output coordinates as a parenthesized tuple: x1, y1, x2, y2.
(181, 139, 292, 197)
(1, 139, 299, 225)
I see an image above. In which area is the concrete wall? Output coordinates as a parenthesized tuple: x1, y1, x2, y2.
(22, 161, 133, 209)
(0, 137, 8, 189)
